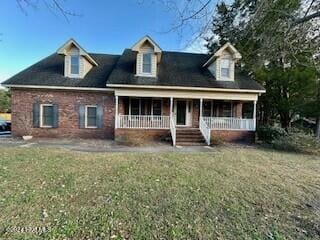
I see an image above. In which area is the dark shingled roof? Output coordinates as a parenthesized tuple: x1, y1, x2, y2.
(3, 49, 265, 91)
(107, 49, 265, 91)
(3, 53, 120, 88)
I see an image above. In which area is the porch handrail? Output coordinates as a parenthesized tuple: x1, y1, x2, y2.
(202, 117, 255, 131)
(118, 115, 170, 129)
(199, 117, 211, 145)
(170, 117, 176, 146)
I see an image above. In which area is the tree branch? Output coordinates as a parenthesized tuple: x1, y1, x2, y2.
(15, 0, 80, 22)
(294, 11, 320, 25)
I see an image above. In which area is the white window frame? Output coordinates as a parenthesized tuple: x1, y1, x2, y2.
(220, 58, 231, 79)
(70, 55, 80, 76)
(40, 104, 54, 128)
(85, 105, 98, 129)
(142, 53, 152, 74)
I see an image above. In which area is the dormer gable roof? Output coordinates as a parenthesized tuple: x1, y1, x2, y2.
(57, 38, 98, 66)
(203, 42, 242, 67)
(131, 35, 162, 53)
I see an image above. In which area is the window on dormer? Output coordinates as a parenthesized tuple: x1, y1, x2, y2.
(142, 53, 152, 74)
(221, 59, 230, 78)
(71, 55, 80, 75)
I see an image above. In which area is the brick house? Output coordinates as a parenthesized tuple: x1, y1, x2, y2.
(2, 36, 265, 146)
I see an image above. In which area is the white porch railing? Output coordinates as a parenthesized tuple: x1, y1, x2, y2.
(199, 117, 211, 145)
(170, 117, 176, 146)
(118, 115, 170, 129)
(203, 117, 256, 131)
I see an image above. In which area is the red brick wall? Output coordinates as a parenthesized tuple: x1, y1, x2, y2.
(11, 88, 115, 139)
(211, 130, 254, 143)
(115, 129, 170, 145)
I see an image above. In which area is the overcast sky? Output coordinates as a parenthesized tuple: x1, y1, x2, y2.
(0, 0, 212, 85)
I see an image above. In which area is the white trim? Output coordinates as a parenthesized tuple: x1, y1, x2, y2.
(203, 117, 255, 131)
(84, 105, 98, 129)
(115, 96, 119, 128)
(2, 84, 265, 94)
(200, 98, 203, 118)
(40, 104, 54, 128)
(107, 84, 265, 93)
(118, 115, 170, 129)
(203, 42, 242, 67)
(131, 35, 162, 53)
(70, 55, 80, 77)
(57, 38, 98, 66)
(2, 84, 114, 92)
(142, 53, 152, 74)
(220, 58, 231, 80)
(174, 99, 192, 127)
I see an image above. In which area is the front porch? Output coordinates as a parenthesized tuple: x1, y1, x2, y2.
(114, 96, 257, 146)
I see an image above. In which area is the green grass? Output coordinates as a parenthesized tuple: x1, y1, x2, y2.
(0, 147, 319, 239)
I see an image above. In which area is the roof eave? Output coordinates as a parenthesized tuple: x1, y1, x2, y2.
(106, 83, 266, 94)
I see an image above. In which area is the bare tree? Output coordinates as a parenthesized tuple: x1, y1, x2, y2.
(15, 0, 80, 22)
(0, 0, 79, 41)
(144, 0, 320, 48)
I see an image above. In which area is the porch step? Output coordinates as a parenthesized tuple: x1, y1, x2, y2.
(175, 128, 207, 146)
(176, 142, 207, 146)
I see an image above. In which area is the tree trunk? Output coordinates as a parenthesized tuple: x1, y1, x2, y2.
(280, 112, 290, 131)
(316, 117, 320, 139)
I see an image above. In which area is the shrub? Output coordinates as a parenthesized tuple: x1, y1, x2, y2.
(271, 129, 320, 154)
(257, 125, 287, 143)
(210, 136, 224, 146)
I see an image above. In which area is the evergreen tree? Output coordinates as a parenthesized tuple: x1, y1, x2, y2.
(0, 90, 10, 113)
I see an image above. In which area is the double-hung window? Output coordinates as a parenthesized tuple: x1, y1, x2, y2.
(221, 59, 230, 78)
(40, 104, 54, 127)
(220, 102, 233, 117)
(142, 53, 152, 74)
(130, 99, 140, 115)
(203, 101, 212, 117)
(129, 98, 162, 116)
(85, 106, 97, 128)
(152, 100, 162, 116)
(71, 55, 80, 75)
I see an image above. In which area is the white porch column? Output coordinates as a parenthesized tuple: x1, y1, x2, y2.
(115, 95, 119, 128)
(200, 98, 203, 119)
(170, 97, 173, 118)
(253, 100, 257, 130)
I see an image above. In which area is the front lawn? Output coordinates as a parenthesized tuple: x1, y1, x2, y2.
(0, 147, 319, 239)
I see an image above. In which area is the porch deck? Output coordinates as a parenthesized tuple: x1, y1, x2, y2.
(115, 96, 257, 146)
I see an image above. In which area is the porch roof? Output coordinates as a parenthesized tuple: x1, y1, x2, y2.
(115, 88, 259, 101)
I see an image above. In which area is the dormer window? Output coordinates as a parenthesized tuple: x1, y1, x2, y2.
(142, 53, 152, 74)
(57, 39, 98, 78)
(71, 55, 80, 75)
(203, 42, 242, 82)
(221, 59, 230, 78)
(131, 36, 162, 77)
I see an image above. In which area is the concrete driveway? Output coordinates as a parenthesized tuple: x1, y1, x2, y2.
(0, 137, 217, 153)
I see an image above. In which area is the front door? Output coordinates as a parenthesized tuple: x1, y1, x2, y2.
(176, 101, 186, 125)
(174, 100, 193, 126)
